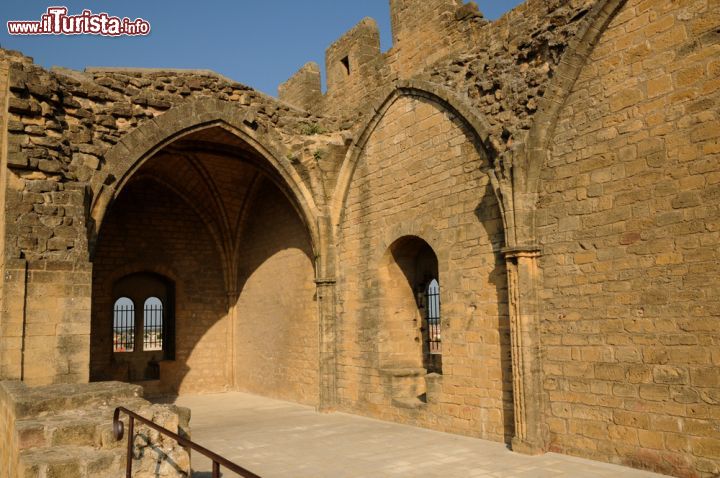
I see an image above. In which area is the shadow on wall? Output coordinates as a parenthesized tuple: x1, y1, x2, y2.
(475, 181, 513, 443)
(233, 179, 318, 405)
(90, 168, 317, 405)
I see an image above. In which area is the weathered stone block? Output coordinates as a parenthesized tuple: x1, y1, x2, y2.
(38, 160, 62, 173)
(8, 151, 30, 168)
(47, 237, 74, 251)
(9, 97, 40, 115)
(653, 365, 689, 385)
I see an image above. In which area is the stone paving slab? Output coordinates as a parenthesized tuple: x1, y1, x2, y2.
(172, 392, 669, 478)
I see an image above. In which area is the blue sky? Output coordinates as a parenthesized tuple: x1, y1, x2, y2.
(2, 1, 524, 95)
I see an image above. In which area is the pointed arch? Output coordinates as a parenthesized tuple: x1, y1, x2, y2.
(523, 0, 629, 201)
(89, 97, 320, 259)
(331, 79, 496, 230)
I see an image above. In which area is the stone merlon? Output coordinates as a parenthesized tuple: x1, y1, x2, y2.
(325, 17, 382, 98)
(278, 62, 322, 111)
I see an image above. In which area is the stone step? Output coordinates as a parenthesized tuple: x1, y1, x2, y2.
(16, 414, 116, 451)
(15, 397, 150, 451)
(7, 381, 144, 419)
(19, 445, 125, 478)
(4, 381, 191, 478)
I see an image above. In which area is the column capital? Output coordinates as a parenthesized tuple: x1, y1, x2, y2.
(501, 245, 542, 259)
(314, 277, 336, 285)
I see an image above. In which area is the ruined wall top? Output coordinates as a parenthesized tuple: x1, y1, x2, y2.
(0, 47, 349, 262)
(279, 0, 597, 144)
(278, 0, 488, 115)
(0, 0, 599, 262)
(279, 0, 598, 154)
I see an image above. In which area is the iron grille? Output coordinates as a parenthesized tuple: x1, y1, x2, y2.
(426, 279, 441, 356)
(113, 302, 135, 352)
(143, 300, 163, 351)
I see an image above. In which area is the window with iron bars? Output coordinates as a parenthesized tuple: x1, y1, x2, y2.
(143, 297, 164, 351)
(419, 279, 442, 374)
(113, 296, 164, 352)
(113, 297, 135, 352)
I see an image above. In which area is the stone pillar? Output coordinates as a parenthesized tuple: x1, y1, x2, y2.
(503, 245, 545, 455)
(0, 259, 27, 380)
(0, 259, 92, 385)
(315, 277, 337, 412)
(315, 212, 338, 412)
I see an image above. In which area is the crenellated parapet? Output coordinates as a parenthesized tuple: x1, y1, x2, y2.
(324, 18, 384, 116)
(279, 0, 489, 118)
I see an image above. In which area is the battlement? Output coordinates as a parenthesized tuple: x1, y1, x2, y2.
(325, 18, 382, 99)
(278, 0, 487, 117)
(278, 62, 322, 112)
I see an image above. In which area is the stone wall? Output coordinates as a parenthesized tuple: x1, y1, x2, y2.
(280, 0, 595, 159)
(0, 380, 20, 478)
(277, 62, 322, 113)
(91, 178, 229, 394)
(0, 49, 338, 385)
(21, 261, 91, 384)
(0, 52, 11, 380)
(234, 180, 318, 405)
(2, 58, 333, 264)
(0, 0, 601, 387)
(387, 0, 485, 78)
(336, 94, 510, 442)
(280, 0, 487, 119)
(538, 0, 720, 476)
(419, 0, 596, 156)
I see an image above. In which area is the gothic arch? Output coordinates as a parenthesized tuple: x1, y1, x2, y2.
(331, 80, 497, 230)
(373, 224, 444, 269)
(89, 97, 321, 258)
(523, 0, 629, 203)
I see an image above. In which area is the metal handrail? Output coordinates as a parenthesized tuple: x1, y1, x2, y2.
(113, 406, 262, 478)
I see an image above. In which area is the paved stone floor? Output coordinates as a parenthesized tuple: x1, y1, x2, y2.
(173, 392, 669, 478)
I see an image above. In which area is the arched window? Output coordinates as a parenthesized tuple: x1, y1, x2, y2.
(106, 273, 174, 382)
(382, 236, 442, 375)
(425, 278, 441, 357)
(113, 297, 135, 352)
(143, 297, 163, 351)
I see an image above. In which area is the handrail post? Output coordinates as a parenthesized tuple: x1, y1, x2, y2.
(126, 416, 134, 478)
(113, 406, 261, 478)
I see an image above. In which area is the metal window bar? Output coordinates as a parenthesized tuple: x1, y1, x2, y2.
(113, 407, 262, 478)
(143, 302, 163, 351)
(113, 303, 135, 352)
(426, 280, 441, 355)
